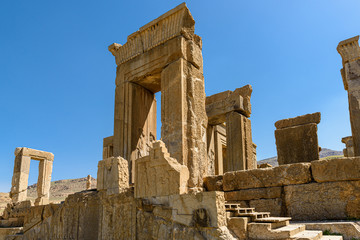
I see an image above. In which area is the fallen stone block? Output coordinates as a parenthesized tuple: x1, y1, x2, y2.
(203, 175, 223, 191)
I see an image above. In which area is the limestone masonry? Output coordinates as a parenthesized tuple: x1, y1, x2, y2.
(0, 3, 359, 240)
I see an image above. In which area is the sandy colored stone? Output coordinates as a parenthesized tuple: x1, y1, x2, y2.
(304, 222, 360, 240)
(135, 141, 189, 198)
(338, 36, 360, 156)
(224, 187, 282, 201)
(342, 136, 355, 157)
(10, 148, 54, 205)
(284, 180, 360, 221)
(86, 175, 92, 190)
(275, 112, 321, 130)
(249, 198, 283, 216)
(109, 3, 208, 188)
(226, 111, 256, 172)
(206, 85, 252, 124)
(223, 163, 311, 191)
(227, 217, 248, 240)
(97, 156, 129, 195)
(275, 123, 320, 165)
(203, 175, 223, 191)
(311, 157, 360, 183)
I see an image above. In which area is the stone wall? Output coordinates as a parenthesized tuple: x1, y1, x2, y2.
(204, 157, 360, 221)
(7, 189, 235, 240)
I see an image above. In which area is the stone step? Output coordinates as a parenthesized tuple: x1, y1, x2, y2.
(234, 211, 270, 219)
(291, 230, 323, 240)
(248, 223, 306, 239)
(226, 207, 255, 213)
(255, 217, 292, 223)
(255, 217, 292, 229)
(320, 236, 343, 240)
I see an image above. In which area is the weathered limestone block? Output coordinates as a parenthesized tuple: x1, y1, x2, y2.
(342, 136, 355, 157)
(249, 198, 283, 217)
(223, 163, 311, 191)
(227, 217, 249, 240)
(97, 156, 129, 195)
(206, 85, 252, 125)
(284, 180, 360, 220)
(338, 36, 360, 156)
(168, 191, 226, 228)
(224, 187, 282, 201)
(86, 175, 92, 190)
(311, 157, 360, 182)
(275, 112, 321, 165)
(275, 112, 321, 129)
(135, 141, 189, 198)
(203, 175, 223, 191)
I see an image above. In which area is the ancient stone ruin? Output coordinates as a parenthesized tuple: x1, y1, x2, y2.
(0, 3, 359, 240)
(10, 147, 54, 206)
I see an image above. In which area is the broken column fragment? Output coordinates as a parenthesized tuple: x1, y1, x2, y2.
(342, 136, 355, 157)
(275, 112, 321, 165)
(337, 35, 360, 156)
(206, 85, 256, 174)
(10, 147, 54, 205)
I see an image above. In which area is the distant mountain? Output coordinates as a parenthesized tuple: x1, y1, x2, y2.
(258, 148, 343, 167)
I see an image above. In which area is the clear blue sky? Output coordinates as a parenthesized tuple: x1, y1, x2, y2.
(0, 0, 359, 192)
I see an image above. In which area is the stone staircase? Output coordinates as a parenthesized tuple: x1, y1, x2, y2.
(225, 203, 343, 240)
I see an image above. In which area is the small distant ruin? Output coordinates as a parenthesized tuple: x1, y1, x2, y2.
(10, 147, 54, 206)
(1, 3, 359, 240)
(275, 112, 321, 165)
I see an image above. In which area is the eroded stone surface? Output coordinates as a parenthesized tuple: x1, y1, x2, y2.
(203, 175, 223, 191)
(97, 156, 129, 195)
(275, 112, 321, 129)
(135, 141, 189, 198)
(223, 163, 311, 191)
(224, 187, 282, 201)
(311, 157, 360, 183)
(284, 180, 360, 220)
(275, 122, 320, 165)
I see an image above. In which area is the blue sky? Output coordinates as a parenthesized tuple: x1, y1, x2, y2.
(0, 1, 359, 192)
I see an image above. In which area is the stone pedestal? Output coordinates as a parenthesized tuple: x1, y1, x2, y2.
(275, 112, 320, 165)
(97, 157, 129, 195)
(337, 35, 360, 156)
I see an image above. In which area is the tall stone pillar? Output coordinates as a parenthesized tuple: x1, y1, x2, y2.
(10, 150, 31, 203)
(161, 57, 208, 188)
(225, 111, 255, 172)
(35, 159, 53, 206)
(337, 35, 360, 156)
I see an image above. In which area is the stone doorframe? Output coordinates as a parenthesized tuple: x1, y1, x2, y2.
(107, 3, 208, 188)
(10, 147, 54, 206)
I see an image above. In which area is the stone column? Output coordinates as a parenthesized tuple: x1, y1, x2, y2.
(86, 175, 92, 190)
(10, 149, 31, 203)
(337, 35, 360, 156)
(35, 159, 53, 206)
(225, 111, 255, 172)
(161, 58, 208, 188)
